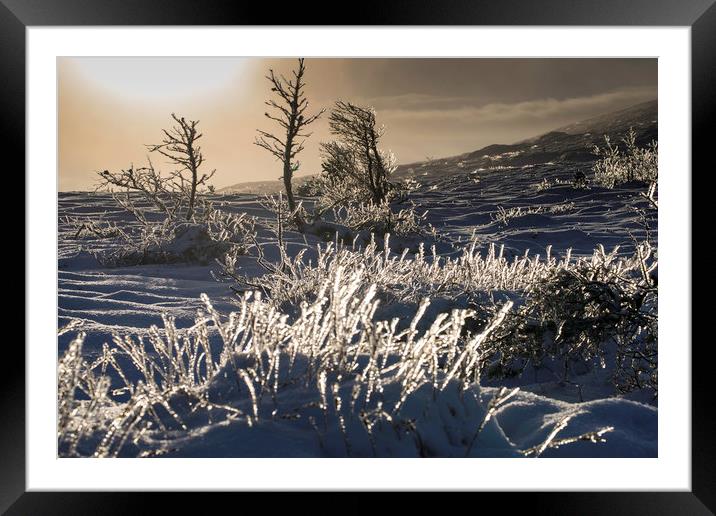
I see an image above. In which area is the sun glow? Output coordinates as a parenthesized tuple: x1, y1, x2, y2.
(68, 57, 247, 102)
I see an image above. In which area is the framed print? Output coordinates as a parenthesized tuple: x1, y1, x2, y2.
(6, 0, 713, 512)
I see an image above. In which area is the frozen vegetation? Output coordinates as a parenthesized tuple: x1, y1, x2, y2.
(58, 99, 658, 458)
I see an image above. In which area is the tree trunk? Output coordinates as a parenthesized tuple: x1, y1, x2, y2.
(283, 161, 296, 213)
(282, 125, 297, 214)
(369, 131, 388, 204)
(187, 168, 197, 220)
(186, 146, 198, 220)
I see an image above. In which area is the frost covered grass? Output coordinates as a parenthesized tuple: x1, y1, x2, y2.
(220, 232, 658, 393)
(59, 231, 657, 457)
(58, 271, 511, 457)
(59, 266, 623, 458)
(491, 202, 576, 226)
(534, 175, 589, 192)
(219, 234, 575, 309)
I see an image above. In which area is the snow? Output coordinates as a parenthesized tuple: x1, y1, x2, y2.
(122, 378, 657, 458)
(58, 161, 658, 457)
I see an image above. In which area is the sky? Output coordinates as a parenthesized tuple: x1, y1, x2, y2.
(58, 58, 657, 191)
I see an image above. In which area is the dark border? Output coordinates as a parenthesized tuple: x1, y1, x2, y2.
(7, 0, 714, 513)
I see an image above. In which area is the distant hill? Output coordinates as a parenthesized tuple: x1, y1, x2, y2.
(219, 175, 313, 195)
(552, 99, 657, 138)
(220, 100, 657, 192)
(394, 99, 657, 181)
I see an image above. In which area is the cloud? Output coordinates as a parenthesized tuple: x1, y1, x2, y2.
(366, 93, 480, 111)
(373, 87, 657, 125)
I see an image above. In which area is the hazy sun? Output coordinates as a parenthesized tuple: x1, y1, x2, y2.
(70, 57, 246, 102)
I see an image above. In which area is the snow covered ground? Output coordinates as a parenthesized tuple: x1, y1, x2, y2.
(58, 161, 657, 458)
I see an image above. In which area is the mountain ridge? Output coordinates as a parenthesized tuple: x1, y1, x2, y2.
(393, 99, 657, 180)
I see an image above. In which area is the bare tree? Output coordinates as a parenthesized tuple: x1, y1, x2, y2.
(255, 58, 324, 217)
(146, 113, 215, 220)
(324, 101, 395, 205)
(97, 157, 184, 223)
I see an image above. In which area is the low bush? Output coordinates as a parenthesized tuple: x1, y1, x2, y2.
(483, 242, 657, 398)
(63, 214, 124, 240)
(534, 175, 588, 192)
(331, 201, 434, 239)
(95, 209, 256, 267)
(592, 128, 658, 188)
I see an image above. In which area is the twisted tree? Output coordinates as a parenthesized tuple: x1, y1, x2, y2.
(324, 101, 394, 205)
(255, 58, 324, 217)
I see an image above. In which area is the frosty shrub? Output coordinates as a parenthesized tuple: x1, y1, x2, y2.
(63, 214, 124, 240)
(97, 160, 186, 221)
(257, 192, 307, 233)
(572, 170, 589, 189)
(293, 176, 321, 198)
(592, 128, 658, 188)
(535, 178, 553, 191)
(297, 102, 430, 240)
(484, 242, 657, 398)
(215, 192, 338, 299)
(99, 209, 256, 267)
(331, 201, 434, 239)
(306, 143, 400, 224)
(304, 166, 374, 211)
(58, 283, 509, 456)
(58, 314, 236, 457)
(302, 174, 426, 240)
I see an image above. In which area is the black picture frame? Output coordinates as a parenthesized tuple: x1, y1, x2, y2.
(6, 0, 712, 513)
